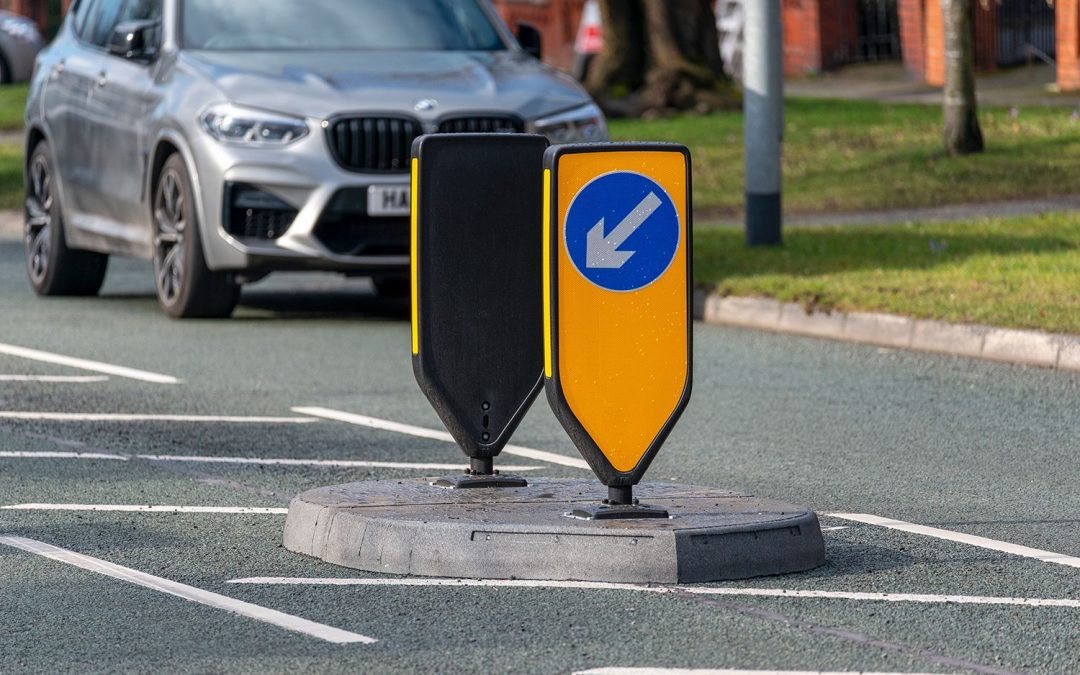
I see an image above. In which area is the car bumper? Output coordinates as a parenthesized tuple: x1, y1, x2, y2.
(190, 130, 411, 276)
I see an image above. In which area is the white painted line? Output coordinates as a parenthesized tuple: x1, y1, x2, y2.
(826, 513, 1080, 570)
(0, 536, 375, 644)
(0, 342, 180, 384)
(0, 450, 128, 461)
(0, 412, 318, 424)
(0, 450, 538, 472)
(294, 406, 590, 470)
(1, 504, 288, 514)
(135, 454, 541, 472)
(819, 526, 849, 532)
(575, 670, 937, 675)
(225, 577, 1080, 609)
(0, 375, 110, 383)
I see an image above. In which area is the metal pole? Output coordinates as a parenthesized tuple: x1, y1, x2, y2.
(744, 0, 783, 246)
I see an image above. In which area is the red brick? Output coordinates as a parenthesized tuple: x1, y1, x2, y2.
(924, 0, 945, 86)
(491, 0, 586, 72)
(1058, 0, 1080, 91)
(898, 0, 926, 78)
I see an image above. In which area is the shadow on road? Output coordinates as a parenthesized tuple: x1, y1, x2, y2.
(235, 287, 409, 321)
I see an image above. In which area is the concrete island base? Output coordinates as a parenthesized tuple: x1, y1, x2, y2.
(283, 478, 826, 584)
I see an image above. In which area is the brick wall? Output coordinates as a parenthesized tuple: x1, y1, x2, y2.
(1058, 0, 1080, 90)
(923, 0, 945, 85)
(782, 0, 860, 76)
(782, 0, 822, 75)
(908, 0, 1012, 88)
(972, 0, 997, 72)
(818, 0, 860, 68)
(490, 0, 586, 72)
(898, 0, 926, 78)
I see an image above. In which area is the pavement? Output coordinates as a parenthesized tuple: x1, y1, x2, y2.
(700, 295, 1080, 372)
(700, 194, 1080, 230)
(0, 226, 1078, 674)
(786, 62, 1078, 108)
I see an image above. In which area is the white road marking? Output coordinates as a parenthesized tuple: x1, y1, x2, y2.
(0, 536, 375, 644)
(575, 670, 937, 675)
(826, 513, 1080, 569)
(1, 504, 289, 514)
(0, 342, 180, 384)
(293, 406, 590, 470)
(819, 526, 849, 532)
(0, 450, 128, 461)
(0, 450, 537, 472)
(225, 577, 1080, 609)
(0, 375, 110, 383)
(0, 412, 318, 423)
(135, 454, 541, 471)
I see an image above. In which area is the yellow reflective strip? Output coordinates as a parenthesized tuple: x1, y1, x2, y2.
(410, 158, 420, 355)
(542, 168, 553, 379)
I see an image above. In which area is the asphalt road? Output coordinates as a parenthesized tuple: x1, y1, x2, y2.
(0, 228, 1078, 674)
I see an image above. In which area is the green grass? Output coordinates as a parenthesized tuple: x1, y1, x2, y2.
(611, 98, 1080, 216)
(695, 212, 1080, 334)
(0, 84, 27, 210)
(0, 84, 27, 132)
(0, 143, 21, 210)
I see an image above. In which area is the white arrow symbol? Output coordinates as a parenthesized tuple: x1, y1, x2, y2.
(586, 191, 663, 269)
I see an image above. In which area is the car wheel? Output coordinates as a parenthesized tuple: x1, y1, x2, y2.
(373, 275, 410, 300)
(153, 154, 240, 319)
(24, 143, 109, 296)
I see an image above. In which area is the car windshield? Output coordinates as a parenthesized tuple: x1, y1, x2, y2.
(182, 0, 506, 51)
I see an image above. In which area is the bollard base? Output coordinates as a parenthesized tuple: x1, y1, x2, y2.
(431, 472, 529, 489)
(284, 479, 825, 583)
(568, 503, 670, 520)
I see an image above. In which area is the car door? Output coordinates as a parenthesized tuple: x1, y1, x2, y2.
(63, 0, 157, 254)
(87, 0, 163, 251)
(42, 0, 105, 221)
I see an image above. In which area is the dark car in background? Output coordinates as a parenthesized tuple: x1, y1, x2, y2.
(0, 9, 44, 82)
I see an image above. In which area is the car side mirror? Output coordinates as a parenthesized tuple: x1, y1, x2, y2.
(108, 20, 161, 62)
(516, 23, 542, 60)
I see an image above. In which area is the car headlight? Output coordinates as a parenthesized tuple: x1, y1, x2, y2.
(200, 104, 309, 146)
(528, 103, 608, 144)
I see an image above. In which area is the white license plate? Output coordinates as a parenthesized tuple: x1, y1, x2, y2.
(367, 185, 411, 217)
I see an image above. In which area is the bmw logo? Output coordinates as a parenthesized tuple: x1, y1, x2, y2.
(413, 98, 438, 112)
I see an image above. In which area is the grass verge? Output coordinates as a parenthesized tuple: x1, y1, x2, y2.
(695, 212, 1080, 335)
(0, 84, 27, 132)
(0, 142, 21, 211)
(611, 98, 1080, 216)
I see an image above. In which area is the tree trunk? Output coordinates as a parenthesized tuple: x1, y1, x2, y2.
(941, 0, 983, 155)
(584, 0, 646, 100)
(587, 0, 738, 117)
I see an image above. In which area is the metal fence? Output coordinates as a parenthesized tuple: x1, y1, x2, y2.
(993, 0, 1056, 66)
(855, 0, 902, 62)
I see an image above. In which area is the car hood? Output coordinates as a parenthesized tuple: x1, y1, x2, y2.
(180, 50, 591, 123)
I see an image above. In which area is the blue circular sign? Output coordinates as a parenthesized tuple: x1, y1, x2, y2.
(565, 172, 680, 292)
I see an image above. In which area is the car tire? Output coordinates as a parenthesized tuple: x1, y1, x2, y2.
(373, 275, 410, 300)
(153, 154, 240, 319)
(24, 143, 109, 297)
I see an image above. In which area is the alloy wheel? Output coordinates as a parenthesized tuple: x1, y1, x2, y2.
(154, 168, 187, 305)
(25, 153, 53, 285)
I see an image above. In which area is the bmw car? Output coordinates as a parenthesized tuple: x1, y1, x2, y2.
(25, 0, 607, 318)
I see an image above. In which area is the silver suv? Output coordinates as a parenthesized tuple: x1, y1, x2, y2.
(25, 0, 606, 317)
